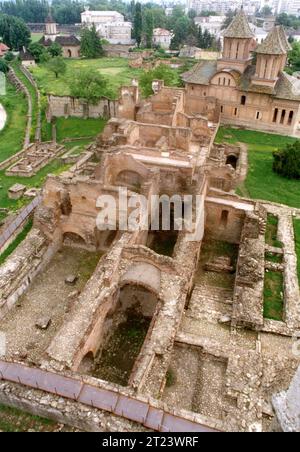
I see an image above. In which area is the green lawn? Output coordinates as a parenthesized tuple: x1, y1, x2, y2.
(10, 61, 38, 141)
(265, 214, 283, 248)
(30, 58, 143, 99)
(294, 219, 300, 287)
(0, 159, 70, 214)
(215, 127, 300, 208)
(264, 271, 284, 321)
(0, 82, 27, 163)
(0, 219, 33, 265)
(55, 117, 107, 142)
(31, 33, 44, 43)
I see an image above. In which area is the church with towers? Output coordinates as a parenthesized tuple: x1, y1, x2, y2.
(182, 9, 300, 136)
(39, 13, 80, 59)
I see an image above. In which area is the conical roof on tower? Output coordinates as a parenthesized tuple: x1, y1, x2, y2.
(223, 9, 254, 39)
(256, 25, 291, 55)
(45, 11, 55, 24)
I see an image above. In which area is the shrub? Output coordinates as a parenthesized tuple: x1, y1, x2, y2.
(273, 141, 300, 179)
(0, 59, 9, 73)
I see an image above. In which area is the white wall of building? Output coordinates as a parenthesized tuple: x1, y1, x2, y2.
(81, 10, 133, 45)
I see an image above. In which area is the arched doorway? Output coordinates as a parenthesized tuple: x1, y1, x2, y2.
(226, 154, 238, 169)
(67, 49, 72, 58)
(63, 231, 86, 247)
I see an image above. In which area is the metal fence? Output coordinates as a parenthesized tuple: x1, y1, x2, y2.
(0, 196, 42, 250)
(0, 359, 217, 432)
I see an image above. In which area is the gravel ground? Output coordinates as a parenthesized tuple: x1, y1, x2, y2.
(0, 247, 101, 363)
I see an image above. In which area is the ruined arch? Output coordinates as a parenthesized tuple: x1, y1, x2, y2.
(78, 351, 94, 373)
(115, 169, 143, 190)
(226, 154, 238, 169)
(63, 231, 87, 247)
(120, 261, 161, 296)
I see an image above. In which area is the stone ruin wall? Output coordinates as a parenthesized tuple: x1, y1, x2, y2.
(0, 228, 60, 321)
(47, 95, 118, 121)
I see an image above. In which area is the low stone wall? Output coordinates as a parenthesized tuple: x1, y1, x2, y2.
(20, 65, 42, 142)
(47, 95, 118, 121)
(0, 228, 59, 321)
(7, 68, 32, 147)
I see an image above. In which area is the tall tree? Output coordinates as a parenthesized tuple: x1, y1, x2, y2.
(28, 42, 45, 61)
(144, 9, 154, 49)
(170, 16, 190, 50)
(48, 42, 63, 57)
(133, 2, 142, 47)
(80, 24, 104, 58)
(139, 64, 180, 97)
(46, 56, 66, 78)
(0, 14, 31, 50)
(70, 68, 112, 105)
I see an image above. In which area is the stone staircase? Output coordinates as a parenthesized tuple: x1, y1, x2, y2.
(187, 284, 233, 322)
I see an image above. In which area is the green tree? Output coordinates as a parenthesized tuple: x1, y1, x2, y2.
(221, 9, 236, 30)
(151, 7, 166, 28)
(133, 2, 143, 47)
(80, 24, 104, 59)
(288, 41, 300, 72)
(170, 16, 190, 49)
(139, 64, 180, 97)
(3, 50, 15, 62)
(46, 56, 66, 78)
(0, 59, 8, 73)
(144, 9, 154, 49)
(48, 42, 63, 57)
(70, 69, 112, 105)
(260, 5, 273, 17)
(0, 14, 30, 50)
(188, 9, 197, 20)
(273, 141, 300, 179)
(28, 42, 45, 62)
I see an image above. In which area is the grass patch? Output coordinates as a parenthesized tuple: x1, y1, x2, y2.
(265, 251, 283, 264)
(55, 117, 107, 142)
(0, 403, 56, 432)
(0, 82, 27, 163)
(264, 271, 284, 321)
(30, 58, 143, 99)
(215, 127, 300, 208)
(41, 109, 52, 141)
(10, 61, 38, 141)
(0, 219, 33, 265)
(294, 219, 300, 287)
(265, 214, 283, 248)
(0, 159, 70, 214)
(31, 33, 44, 43)
(166, 368, 176, 388)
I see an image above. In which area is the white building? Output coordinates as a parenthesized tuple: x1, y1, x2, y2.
(195, 15, 226, 37)
(81, 9, 133, 45)
(187, 0, 260, 15)
(284, 0, 300, 15)
(153, 28, 172, 49)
